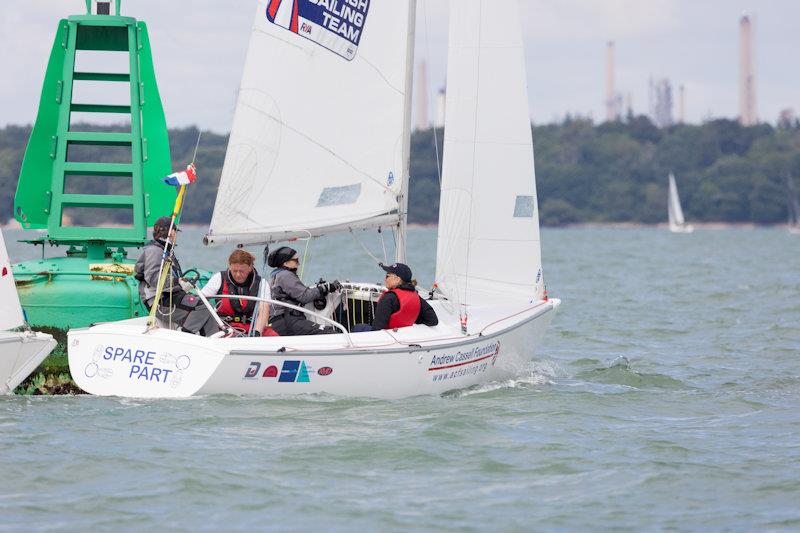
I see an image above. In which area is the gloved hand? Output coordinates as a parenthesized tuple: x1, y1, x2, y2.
(316, 281, 330, 296)
(329, 280, 343, 292)
(251, 329, 262, 337)
(178, 277, 195, 293)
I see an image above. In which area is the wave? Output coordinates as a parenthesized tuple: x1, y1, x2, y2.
(574, 356, 688, 390)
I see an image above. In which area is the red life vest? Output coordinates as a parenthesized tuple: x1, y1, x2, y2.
(380, 288, 421, 329)
(217, 270, 260, 331)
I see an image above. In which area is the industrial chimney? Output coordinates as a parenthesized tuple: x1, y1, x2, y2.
(739, 15, 757, 126)
(605, 41, 620, 121)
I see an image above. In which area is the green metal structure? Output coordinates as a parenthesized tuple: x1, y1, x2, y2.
(12, 0, 177, 331)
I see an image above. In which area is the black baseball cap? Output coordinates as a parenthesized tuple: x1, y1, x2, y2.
(380, 262, 412, 282)
(154, 216, 180, 233)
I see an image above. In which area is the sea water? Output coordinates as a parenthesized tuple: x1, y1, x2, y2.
(1, 227, 798, 530)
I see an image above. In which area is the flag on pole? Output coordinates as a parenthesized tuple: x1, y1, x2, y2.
(163, 164, 197, 186)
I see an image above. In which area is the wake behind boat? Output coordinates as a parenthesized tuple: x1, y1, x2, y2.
(0, 230, 56, 394)
(68, 0, 560, 399)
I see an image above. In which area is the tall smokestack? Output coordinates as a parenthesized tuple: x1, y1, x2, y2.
(739, 15, 757, 126)
(414, 61, 429, 131)
(435, 86, 446, 129)
(678, 84, 685, 124)
(605, 41, 618, 121)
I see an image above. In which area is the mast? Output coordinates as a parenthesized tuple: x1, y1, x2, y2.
(396, 0, 417, 263)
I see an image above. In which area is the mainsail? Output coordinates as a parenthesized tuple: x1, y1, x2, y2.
(435, 0, 544, 307)
(668, 173, 686, 227)
(206, 0, 416, 247)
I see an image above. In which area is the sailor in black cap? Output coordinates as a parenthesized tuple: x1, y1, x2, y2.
(134, 217, 219, 336)
(267, 246, 342, 336)
(353, 262, 438, 332)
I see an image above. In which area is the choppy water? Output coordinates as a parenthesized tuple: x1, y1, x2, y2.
(2, 227, 799, 530)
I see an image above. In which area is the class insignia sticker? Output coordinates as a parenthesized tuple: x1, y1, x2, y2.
(243, 360, 316, 383)
(266, 0, 371, 61)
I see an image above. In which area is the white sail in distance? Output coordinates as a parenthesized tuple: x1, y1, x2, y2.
(668, 173, 686, 227)
(0, 230, 25, 331)
(788, 174, 800, 228)
(435, 0, 544, 307)
(207, 0, 416, 247)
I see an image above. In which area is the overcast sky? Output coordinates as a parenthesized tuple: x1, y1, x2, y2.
(1, 1, 798, 133)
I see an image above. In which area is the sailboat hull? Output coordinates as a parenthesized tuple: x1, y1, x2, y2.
(67, 301, 559, 399)
(0, 332, 57, 394)
(669, 223, 695, 234)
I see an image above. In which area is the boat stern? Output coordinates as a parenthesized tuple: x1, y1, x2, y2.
(68, 324, 226, 397)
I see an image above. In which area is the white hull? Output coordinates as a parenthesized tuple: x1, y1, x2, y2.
(68, 300, 559, 399)
(669, 223, 695, 234)
(0, 331, 57, 394)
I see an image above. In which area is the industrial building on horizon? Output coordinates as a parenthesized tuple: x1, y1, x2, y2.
(739, 14, 757, 126)
(601, 14, 768, 128)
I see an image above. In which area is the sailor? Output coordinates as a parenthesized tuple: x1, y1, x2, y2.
(354, 263, 438, 331)
(267, 246, 342, 336)
(134, 217, 220, 336)
(200, 250, 276, 336)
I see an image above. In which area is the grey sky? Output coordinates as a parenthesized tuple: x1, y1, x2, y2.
(1, 1, 797, 133)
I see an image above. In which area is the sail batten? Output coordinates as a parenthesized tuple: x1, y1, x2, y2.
(208, 0, 415, 247)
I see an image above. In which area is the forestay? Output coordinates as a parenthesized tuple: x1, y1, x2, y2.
(435, 0, 544, 307)
(206, 0, 416, 246)
(0, 230, 25, 330)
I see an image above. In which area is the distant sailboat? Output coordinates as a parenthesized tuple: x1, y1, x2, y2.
(668, 173, 694, 233)
(787, 174, 800, 235)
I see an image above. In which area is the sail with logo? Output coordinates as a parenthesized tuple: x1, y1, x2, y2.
(205, 0, 415, 252)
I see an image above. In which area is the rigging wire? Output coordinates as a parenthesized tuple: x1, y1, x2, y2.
(422, 0, 443, 186)
(459, 0, 486, 334)
(349, 228, 383, 265)
(379, 228, 388, 264)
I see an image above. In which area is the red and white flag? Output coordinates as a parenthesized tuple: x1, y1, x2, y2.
(163, 164, 197, 186)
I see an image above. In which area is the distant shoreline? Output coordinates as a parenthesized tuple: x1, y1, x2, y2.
(558, 222, 778, 230)
(3, 221, 792, 231)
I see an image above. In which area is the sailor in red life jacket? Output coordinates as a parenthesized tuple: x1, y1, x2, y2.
(200, 250, 277, 336)
(353, 263, 438, 332)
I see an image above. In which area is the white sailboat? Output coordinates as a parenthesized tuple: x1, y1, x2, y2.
(0, 230, 57, 394)
(788, 174, 800, 235)
(67, 0, 560, 399)
(668, 172, 694, 233)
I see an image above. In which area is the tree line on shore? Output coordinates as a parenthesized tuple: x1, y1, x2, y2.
(2, 115, 799, 227)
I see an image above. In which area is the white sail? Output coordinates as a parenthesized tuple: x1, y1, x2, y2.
(0, 230, 25, 331)
(788, 174, 800, 229)
(668, 173, 686, 227)
(206, 0, 416, 246)
(435, 0, 543, 308)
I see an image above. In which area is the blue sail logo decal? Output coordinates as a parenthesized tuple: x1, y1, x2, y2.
(278, 360, 311, 383)
(266, 0, 371, 61)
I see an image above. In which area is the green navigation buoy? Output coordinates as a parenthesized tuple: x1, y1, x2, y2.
(13, 0, 176, 332)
